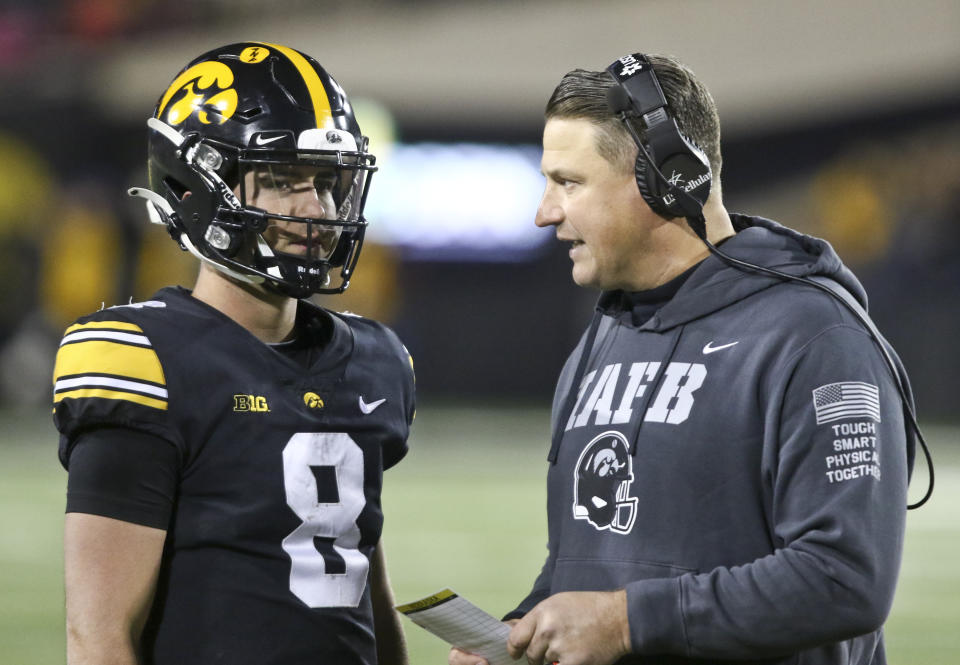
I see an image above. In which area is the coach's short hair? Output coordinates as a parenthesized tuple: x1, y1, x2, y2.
(545, 54, 722, 180)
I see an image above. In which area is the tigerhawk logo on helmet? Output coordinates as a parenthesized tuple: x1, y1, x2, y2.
(128, 41, 377, 296)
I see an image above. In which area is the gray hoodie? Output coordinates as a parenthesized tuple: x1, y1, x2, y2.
(508, 215, 915, 664)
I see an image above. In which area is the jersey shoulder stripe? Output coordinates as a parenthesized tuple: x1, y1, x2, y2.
(61, 320, 152, 347)
(54, 319, 168, 411)
(64, 320, 145, 334)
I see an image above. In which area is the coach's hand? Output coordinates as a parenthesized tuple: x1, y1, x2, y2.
(506, 591, 630, 665)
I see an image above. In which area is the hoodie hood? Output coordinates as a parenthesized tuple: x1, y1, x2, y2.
(601, 214, 868, 332)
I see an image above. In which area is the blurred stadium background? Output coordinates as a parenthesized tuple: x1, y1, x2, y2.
(0, 0, 957, 662)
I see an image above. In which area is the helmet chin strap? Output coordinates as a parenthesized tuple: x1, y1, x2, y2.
(128, 185, 265, 287)
(182, 233, 265, 286)
(256, 236, 333, 288)
(255, 236, 284, 279)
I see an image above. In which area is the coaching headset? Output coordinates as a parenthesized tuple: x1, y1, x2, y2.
(602, 53, 933, 508)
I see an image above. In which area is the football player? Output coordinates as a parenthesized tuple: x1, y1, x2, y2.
(53, 42, 415, 665)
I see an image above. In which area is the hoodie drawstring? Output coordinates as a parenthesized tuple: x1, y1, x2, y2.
(547, 314, 686, 463)
(627, 324, 685, 456)
(548, 309, 604, 464)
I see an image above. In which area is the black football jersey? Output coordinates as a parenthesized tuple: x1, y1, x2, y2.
(53, 287, 415, 665)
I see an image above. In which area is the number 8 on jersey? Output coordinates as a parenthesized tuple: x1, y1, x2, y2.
(282, 432, 368, 608)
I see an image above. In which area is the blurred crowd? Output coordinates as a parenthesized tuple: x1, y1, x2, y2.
(731, 119, 960, 421)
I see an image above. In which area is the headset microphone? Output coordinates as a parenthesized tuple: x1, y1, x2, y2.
(604, 84, 632, 115)
(604, 53, 934, 508)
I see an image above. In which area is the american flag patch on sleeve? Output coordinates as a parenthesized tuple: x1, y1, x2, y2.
(812, 382, 880, 425)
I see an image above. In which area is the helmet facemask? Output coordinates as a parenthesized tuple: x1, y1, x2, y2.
(218, 129, 375, 296)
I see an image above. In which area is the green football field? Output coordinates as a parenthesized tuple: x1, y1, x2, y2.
(1, 405, 956, 663)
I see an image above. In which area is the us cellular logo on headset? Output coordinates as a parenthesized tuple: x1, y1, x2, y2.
(663, 171, 712, 207)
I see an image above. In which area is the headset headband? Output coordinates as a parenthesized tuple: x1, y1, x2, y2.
(607, 54, 671, 128)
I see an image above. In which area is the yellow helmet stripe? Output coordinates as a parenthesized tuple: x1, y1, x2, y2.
(256, 42, 334, 129)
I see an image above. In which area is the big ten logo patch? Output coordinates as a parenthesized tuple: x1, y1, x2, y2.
(234, 394, 270, 413)
(156, 61, 238, 126)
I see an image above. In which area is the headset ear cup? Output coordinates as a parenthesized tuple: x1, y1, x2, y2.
(634, 153, 671, 219)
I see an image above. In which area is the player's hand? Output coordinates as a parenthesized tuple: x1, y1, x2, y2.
(448, 646, 489, 665)
(506, 591, 630, 665)
(448, 619, 519, 665)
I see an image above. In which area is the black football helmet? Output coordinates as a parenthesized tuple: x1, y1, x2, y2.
(573, 431, 638, 534)
(129, 41, 377, 296)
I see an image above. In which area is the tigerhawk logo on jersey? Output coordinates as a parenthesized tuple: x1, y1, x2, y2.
(573, 431, 638, 534)
(565, 361, 707, 432)
(303, 392, 325, 409)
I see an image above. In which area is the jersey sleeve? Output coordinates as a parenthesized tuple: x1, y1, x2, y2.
(53, 315, 180, 467)
(65, 427, 179, 529)
(342, 314, 416, 470)
(383, 332, 416, 470)
(625, 323, 911, 658)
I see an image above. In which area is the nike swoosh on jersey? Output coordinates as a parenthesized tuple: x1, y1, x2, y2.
(702, 340, 739, 354)
(255, 134, 285, 145)
(358, 396, 387, 414)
